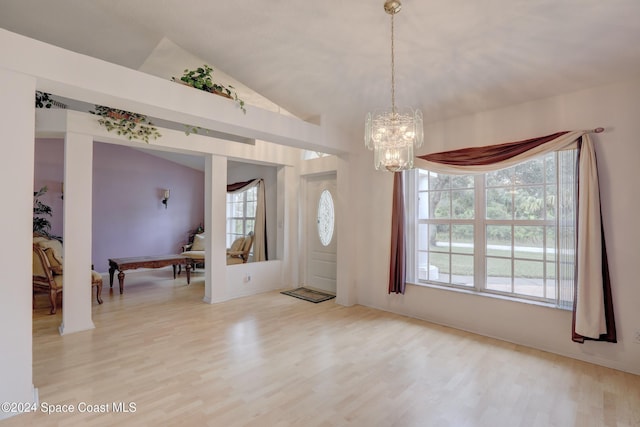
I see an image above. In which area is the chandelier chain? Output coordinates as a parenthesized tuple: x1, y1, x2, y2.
(390, 13, 396, 115)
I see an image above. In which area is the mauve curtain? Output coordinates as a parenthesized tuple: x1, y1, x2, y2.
(394, 130, 615, 343)
(389, 172, 406, 294)
(227, 178, 267, 262)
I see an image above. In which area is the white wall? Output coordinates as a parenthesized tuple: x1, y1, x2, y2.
(353, 75, 640, 375)
(225, 260, 284, 299)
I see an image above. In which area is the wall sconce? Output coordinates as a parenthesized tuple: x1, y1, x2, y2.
(162, 189, 170, 209)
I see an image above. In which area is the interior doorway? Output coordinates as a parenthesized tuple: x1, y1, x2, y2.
(304, 173, 337, 294)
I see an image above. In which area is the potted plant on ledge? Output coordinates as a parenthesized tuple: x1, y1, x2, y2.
(173, 65, 246, 114)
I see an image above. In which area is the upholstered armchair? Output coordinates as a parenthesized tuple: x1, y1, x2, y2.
(180, 232, 206, 269)
(32, 236, 103, 314)
(180, 232, 254, 267)
(226, 233, 254, 265)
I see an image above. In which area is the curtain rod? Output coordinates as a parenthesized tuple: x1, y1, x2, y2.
(591, 127, 604, 133)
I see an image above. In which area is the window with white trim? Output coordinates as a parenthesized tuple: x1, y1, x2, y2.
(407, 151, 576, 308)
(226, 186, 257, 248)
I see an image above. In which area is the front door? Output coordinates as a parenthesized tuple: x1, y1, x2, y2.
(305, 174, 337, 294)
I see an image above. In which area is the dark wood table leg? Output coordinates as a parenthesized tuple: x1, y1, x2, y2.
(172, 264, 177, 279)
(109, 264, 115, 288)
(117, 270, 125, 294)
(186, 263, 191, 285)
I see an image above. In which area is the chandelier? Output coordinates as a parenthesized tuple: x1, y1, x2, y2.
(365, 0, 423, 172)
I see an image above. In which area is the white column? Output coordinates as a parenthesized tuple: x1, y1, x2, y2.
(0, 68, 37, 420)
(60, 132, 94, 334)
(336, 155, 355, 306)
(278, 165, 299, 287)
(203, 154, 227, 303)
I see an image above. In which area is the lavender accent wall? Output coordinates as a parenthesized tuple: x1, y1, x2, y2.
(34, 139, 205, 273)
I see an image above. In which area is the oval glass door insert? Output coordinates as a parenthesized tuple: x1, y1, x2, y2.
(317, 189, 335, 246)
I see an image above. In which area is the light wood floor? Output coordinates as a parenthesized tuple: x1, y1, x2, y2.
(4, 269, 640, 426)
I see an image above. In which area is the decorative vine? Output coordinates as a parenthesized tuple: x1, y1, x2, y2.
(90, 105, 161, 143)
(35, 91, 66, 109)
(35, 91, 53, 108)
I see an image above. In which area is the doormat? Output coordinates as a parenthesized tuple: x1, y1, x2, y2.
(280, 287, 336, 303)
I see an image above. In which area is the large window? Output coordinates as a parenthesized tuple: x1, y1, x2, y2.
(226, 186, 257, 248)
(408, 151, 576, 308)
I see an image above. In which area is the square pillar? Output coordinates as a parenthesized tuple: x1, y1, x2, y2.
(278, 165, 298, 287)
(203, 154, 227, 303)
(336, 155, 355, 306)
(0, 68, 37, 420)
(60, 131, 94, 334)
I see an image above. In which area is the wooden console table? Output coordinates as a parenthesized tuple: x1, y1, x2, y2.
(108, 255, 192, 294)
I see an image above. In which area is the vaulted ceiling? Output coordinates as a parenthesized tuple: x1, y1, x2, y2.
(2, 0, 640, 144)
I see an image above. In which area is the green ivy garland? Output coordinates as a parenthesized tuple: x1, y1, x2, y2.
(90, 105, 161, 143)
(35, 91, 53, 108)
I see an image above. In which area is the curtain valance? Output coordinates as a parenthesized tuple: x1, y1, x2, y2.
(227, 179, 260, 193)
(415, 131, 582, 174)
